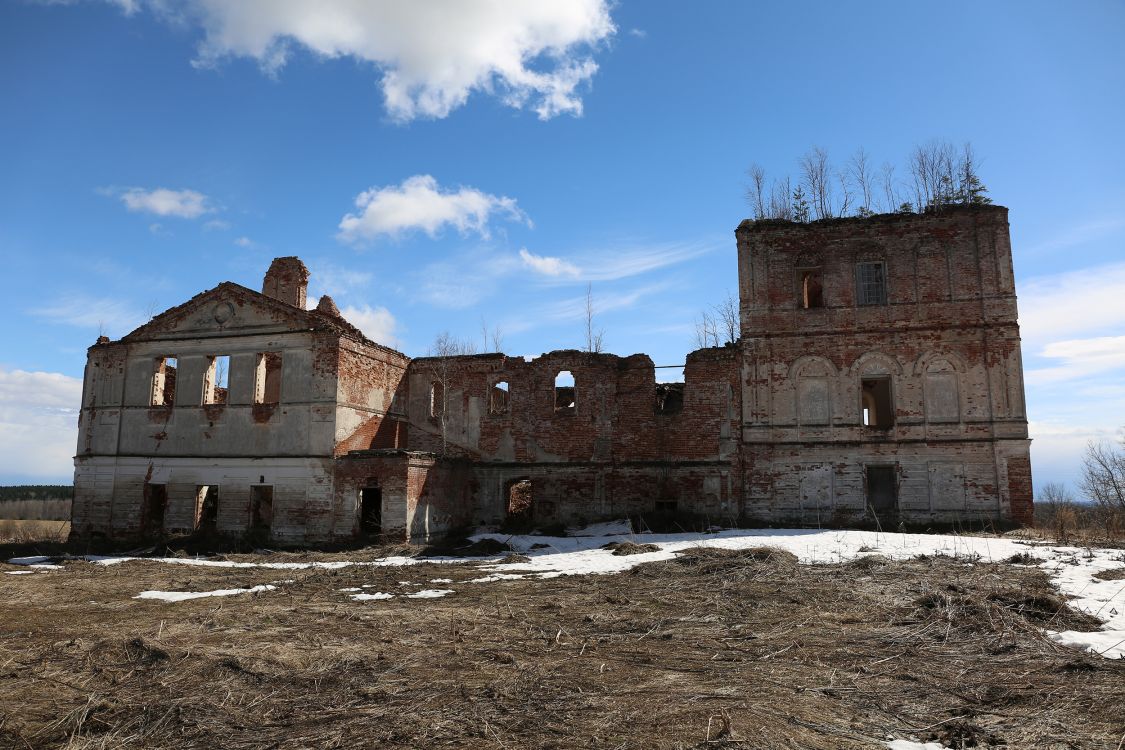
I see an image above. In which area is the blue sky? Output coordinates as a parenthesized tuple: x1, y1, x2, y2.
(1, 0, 1123, 491)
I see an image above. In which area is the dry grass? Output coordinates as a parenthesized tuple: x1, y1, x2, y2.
(0, 519, 69, 544)
(0, 547, 1122, 749)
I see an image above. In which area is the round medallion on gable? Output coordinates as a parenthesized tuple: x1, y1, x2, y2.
(212, 301, 235, 325)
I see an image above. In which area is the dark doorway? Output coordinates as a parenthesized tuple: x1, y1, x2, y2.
(250, 485, 273, 535)
(865, 466, 898, 521)
(360, 484, 382, 535)
(141, 483, 167, 536)
(504, 478, 534, 532)
(196, 485, 218, 531)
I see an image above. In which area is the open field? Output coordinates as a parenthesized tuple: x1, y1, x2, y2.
(0, 519, 69, 544)
(2, 529, 1124, 749)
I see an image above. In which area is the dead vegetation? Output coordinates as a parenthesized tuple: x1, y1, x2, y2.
(0, 519, 69, 544)
(0, 548, 1122, 749)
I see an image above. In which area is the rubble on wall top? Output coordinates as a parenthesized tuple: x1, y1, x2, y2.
(736, 202, 1008, 234)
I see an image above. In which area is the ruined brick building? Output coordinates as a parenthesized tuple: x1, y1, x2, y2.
(70, 204, 1033, 544)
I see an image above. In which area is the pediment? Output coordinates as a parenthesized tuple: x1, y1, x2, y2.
(121, 283, 314, 341)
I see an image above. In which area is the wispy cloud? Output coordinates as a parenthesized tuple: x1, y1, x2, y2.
(116, 187, 213, 218)
(308, 263, 374, 299)
(1026, 335, 1125, 386)
(519, 248, 580, 277)
(32, 295, 145, 336)
(543, 282, 671, 321)
(1022, 215, 1125, 255)
(338, 175, 529, 245)
(542, 238, 722, 285)
(1018, 261, 1125, 349)
(0, 367, 82, 481)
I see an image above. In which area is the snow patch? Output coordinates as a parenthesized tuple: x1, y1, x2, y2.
(350, 592, 394, 601)
(407, 589, 453, 599)
(134, 584, 277, 602)
(886, 741, 946, 750)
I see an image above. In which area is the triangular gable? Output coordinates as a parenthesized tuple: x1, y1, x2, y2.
(120, 282, 319, 342)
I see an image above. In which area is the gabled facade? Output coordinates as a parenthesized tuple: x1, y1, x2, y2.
(70, 205, 1033, 546)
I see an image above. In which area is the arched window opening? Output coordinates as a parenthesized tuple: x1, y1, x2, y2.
(554, 370, 575, 414)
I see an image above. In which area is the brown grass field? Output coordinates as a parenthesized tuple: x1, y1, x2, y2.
(0, 519, 69, 545)
(1, 544, 1123, 749)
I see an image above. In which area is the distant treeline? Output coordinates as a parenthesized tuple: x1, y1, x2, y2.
(0, 485, 73, 502)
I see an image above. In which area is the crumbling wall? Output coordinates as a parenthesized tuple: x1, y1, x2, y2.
(403, 347, 742, 526)
(737, 205, 1032, 525)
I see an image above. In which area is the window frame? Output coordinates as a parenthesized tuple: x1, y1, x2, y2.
(855, 261, 888, 306)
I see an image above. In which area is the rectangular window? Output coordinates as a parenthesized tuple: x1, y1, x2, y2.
(861, 376, 894, 429)
(255, 352, 282, 404)
(490, 380, 510, 414)
(151, 356, 177, 406)
(797, 269, 824, 309)
(856, 261, 887, 306)
(203, 355, 230, 405)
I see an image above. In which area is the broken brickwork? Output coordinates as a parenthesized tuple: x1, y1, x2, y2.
(69, 204, 1032, 545)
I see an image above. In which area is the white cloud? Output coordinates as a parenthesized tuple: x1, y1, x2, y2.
(339, 304, 399, 347)
(338, 175, 528, 245)
(203, 218, 231, 231)
(1018, 261, 1125, 349)
(177, 0, 614, 121)
(234, 236, 255, 248)
(33, 295, 145, 336)
(519, 248, 580, 277)
(0, 368, 82, 481)
(119, 187, 212, 218)
(1026, 335, 1125, 386)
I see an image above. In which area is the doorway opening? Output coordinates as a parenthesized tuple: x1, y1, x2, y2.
(504, 478, 534, 532)
(141, 483, 167, 536)
(865, 465, 898, 523)
(196, 485, 219, 531)
(359, 483, 382, 535)
(249, 485, 273, 535)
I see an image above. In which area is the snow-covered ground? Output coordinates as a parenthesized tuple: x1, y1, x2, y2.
(7, 526, 1124, 658)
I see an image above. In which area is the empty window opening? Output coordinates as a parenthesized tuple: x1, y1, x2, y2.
(554, 370, 575, 414)
(655, 382, 684, 414)
(359, 484, 382, 534)
(429, 381, 444, 418)
(799, 269, 824, 309)
(490, 380, 510, 414)
(856, 261, 887, 306)
(655, 499, 678, 514)
(151, 357, 177, 406)
(254, 352, 282, 405)
(203, 355, 230, 405)
(506, 478, 534, 529)
(141, 483, 167, 535)
(865, 465, 898, 519)
(195, 485, 219, 531)
(249, 485, 273, 534)
(861, 377, 894, 429)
